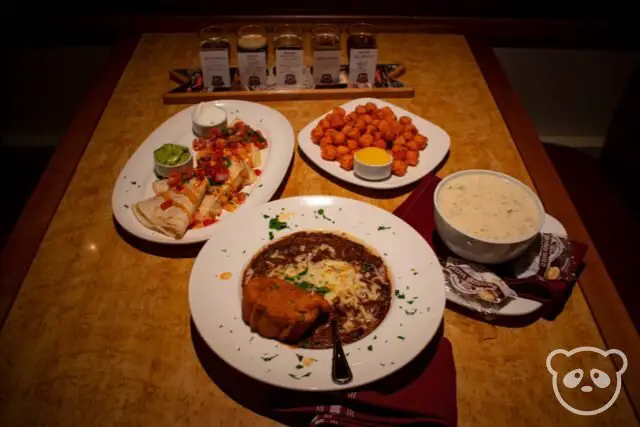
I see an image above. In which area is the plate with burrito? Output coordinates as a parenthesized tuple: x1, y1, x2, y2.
(112, 100, 295, 244)
(189, 196, 446, 390)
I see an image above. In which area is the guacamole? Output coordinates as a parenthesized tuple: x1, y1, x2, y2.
(154, 144, 191, 166)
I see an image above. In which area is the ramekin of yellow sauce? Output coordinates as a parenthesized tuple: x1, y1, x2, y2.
(354, 147, 392, 180)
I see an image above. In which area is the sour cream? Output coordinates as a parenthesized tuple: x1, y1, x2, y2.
(193, 103, 227, 127)
(437, 172, 542, 242)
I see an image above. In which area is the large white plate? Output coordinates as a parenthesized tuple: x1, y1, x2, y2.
(112, 100, 294, 244)
(189, 196, 446, 391)
(446, 213, 567, 316)
(298, 98, 450, 190)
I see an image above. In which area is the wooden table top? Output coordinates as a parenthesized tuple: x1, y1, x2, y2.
(0, 33, 636, 427)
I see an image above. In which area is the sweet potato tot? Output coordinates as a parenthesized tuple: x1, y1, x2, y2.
(333, 107, 346, 116)
(414, 134, 428, 150)
(392, 160, 408, 176)
(319, 136, 333, 146)
(406, 140, 419, 151)
(399, 116, 412, 125)
(355, 105, 367, 115)
(373, 139, 387, 150)
(406, 150, 419, 166)
(391, 145, 407, 161)
(319, 119, 330, 129)
(347, 139, 360, 152)
(354, 118, 366, 132)
(336, 145, 350, 157)
(346, 128, 361, 140)
(359, 134, 374, 148)
(311, 127, 324, 143)
(365, 102, 378, 113)
(338, 154, 354, 170)
(365, 125, 377, 135)
(393, 136, 407, 146)
(321, 144, 337, 161)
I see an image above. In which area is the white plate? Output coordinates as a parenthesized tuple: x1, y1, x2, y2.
(446, 213, 568, 316)
(112, 100, 295, 244)
(189, 196, 446, 391)
(298, 98, 450, 189)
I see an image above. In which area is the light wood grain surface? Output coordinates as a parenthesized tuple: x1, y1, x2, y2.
(0, 33, 636, 427)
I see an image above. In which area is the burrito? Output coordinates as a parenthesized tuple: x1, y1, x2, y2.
(198, 160, 256, 218)
(133, 178, 207, 239)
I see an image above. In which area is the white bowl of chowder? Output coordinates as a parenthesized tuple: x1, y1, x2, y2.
(434, 169, 544, 264)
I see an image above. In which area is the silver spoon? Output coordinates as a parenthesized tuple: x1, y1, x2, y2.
(331, 319, 353, 385)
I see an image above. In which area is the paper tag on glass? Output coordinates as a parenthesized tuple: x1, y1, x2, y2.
(238, 52, 267, 88)
(313, 50, 341, 85)
(348, 48, 377, 86)
(199, 49, 231, 88)
(275, 49, 304, 88)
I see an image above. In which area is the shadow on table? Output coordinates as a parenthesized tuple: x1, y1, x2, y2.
(190, 318, 445, 426)
(297, 146, 449, 200)
(114, 218, 204, 258)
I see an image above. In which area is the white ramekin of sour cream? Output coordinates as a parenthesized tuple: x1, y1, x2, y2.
(434, 169, 545, 264)
(354, 147, 393, 181)
(192, 102, 228, 137)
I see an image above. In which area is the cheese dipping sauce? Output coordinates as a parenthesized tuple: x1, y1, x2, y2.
(355, 147, 392, 166)
(437, 172, 541, 242)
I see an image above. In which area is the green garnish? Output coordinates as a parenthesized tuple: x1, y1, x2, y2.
(260, 354, 279, 362)
(154, 143, 191, 166)
(361, 263, 373, 273)
(296, 353, 303, 362)
(367, 345, 373, 351)
(397, 336, 405, 340)
(405, 309, 417, 315)
(269, 217, 288, 230)
(394, 290, 406, 299)
(269, 231, 274, 240)
(295, 364, 304, 369)
(378, 225, 391, 231)
(263, 214, 269, 218)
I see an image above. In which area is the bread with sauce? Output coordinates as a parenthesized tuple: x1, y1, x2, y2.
(242, 277, 329, 342)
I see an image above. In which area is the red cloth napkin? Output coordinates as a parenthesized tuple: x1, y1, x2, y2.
(272, 337, 457, 427)
(393, 174, 586, 320)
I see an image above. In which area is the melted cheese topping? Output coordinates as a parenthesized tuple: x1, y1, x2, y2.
(266, 244, 386, 334)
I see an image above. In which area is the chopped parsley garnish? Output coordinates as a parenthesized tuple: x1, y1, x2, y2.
(405, 309, 417, 315)
(373, 335, 377, 340)
(263, 214, 269, 218)
(269, 231, 274, 240)
(394, 290, 406, 299)
(397, 336, 405, 340)
(221, 156, 232, 167)
(367, 345, 373, 351)
(269, 217, 288, 230)
(130, 181, 137, 185)
(295, 364, 304, 369)
(260, 354, 279, 362)
(124, 204, 129, 208)
(220, 126, 230, 136)
(296, 353, 304, 362)
(377, 225, 391, 231)
(314, 209, 333, 222)
(407, 300, 414, 305)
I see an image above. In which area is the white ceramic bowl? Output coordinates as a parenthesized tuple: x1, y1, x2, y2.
(153, 149, 193, 178)
(192, 103, 228, 137)
(354, 148, 392, 180)
(433, 169, 545, 264)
